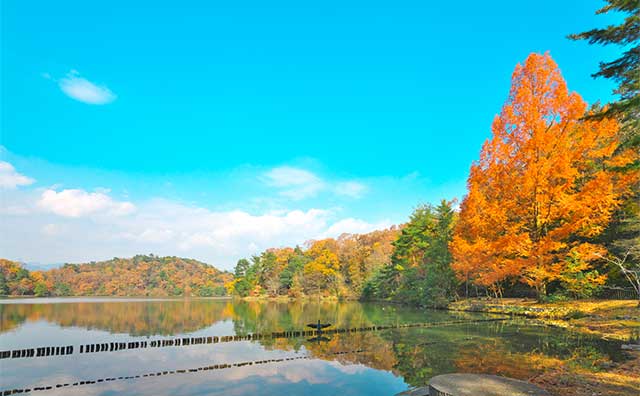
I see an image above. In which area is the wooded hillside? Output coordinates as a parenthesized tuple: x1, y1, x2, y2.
(0, 255, 232, 297)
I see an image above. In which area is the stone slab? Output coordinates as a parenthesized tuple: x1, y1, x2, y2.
(427, 374, 550, 396)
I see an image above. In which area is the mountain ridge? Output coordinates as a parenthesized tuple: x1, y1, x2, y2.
(0, 254, 232, 297)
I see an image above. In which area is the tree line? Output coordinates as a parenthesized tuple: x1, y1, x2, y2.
(226, 227, 399, 299)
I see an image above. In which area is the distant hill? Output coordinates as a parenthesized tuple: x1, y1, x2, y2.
(0, 255, 232, 297)
(22, 262, 63, 272)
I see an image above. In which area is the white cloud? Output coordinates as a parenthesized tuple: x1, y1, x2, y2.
(0, 161, 35, 189)
(1, 186, 391, 269)
(37, 189, 135, 218)
(265, 166, 320, 187)
(117, 202, 332, 260)
(334, 181, 367, 198)
(264, 166, 368, 201)
(0, 155, 394, 269)
(320, 218, 392, 238)
(264, 166, 325, 200)
(58, 70, 116, 105)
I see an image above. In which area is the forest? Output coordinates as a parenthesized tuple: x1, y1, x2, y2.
(0, 255, 232, 297)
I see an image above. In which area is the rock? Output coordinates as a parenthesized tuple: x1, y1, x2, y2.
(428, 373, 550, 396)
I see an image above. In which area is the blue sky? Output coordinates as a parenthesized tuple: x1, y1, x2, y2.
(0, 1, 624, 269)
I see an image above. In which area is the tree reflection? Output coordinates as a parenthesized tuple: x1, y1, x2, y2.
(0, 299, 626, 389)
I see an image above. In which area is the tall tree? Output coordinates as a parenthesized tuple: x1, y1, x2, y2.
(451, 53, 636, 297)
(569, 0, 639, 151)
(234, 258, 251, 278)
(422, 200, 458, 304)
(391, 205, 435, 270)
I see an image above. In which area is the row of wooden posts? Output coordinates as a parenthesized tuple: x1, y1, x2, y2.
(1, 318, 507, 362)
(1, 348, 367, 395)
(0, 346, 74, 359)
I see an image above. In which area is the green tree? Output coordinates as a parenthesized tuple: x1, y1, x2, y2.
(0, 272, 8, 295)
(421, 200, 458, 306)
(391, 205, 435, 303)
(54, 282, 72, 296)
(234, 258, 251, 278)
(559, 252, 607, 299)
(34, 282, 50, 297)
(569, 0, 639, 153)
(366, 201, 457, 306)
(233, 278, 252, 297)
(391, 205, 435, 269)
(279, 247, 308, 291)
(361, 263, 404, 300)
(570, 1, 640, 273)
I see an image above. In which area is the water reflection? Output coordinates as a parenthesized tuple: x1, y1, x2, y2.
(0, 299, 627, 396)
(1, 317, 507, 362)
(1, 298, 234, 335)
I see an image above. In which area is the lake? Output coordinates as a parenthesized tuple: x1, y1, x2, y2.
(0, 298, 627, 395)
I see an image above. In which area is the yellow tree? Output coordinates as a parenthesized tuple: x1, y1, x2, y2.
(451, 52, 636, 297)
(303, 239, 341, 295)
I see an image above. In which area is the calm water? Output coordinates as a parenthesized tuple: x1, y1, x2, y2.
(0, 298, 626, 396)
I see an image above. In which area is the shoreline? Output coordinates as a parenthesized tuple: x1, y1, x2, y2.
(238, 295, 640, 341)
(443, 298, 640, 396)
(444, 298, 639, 342)
(0, 296, 232, 304)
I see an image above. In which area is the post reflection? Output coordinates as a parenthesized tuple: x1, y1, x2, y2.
(0, 299, 628, 395)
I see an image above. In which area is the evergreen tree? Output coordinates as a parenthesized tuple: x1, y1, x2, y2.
(570, 1, 640, 269)
(234, 258, 251, 278)
(569, 0, 639, 160)
(364, 201, 458, 305)
(391, 205, 435, 269)
(422, 200, 458, 306)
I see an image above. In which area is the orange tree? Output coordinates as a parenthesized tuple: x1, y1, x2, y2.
(451, 53, 636, 298)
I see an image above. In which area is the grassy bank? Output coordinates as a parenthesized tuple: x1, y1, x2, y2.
(447, 298, 639, 341)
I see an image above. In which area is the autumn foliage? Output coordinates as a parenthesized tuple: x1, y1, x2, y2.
(0, 255, 232, 297)
(451, 53, 637, 297)
(227, 227, 400, 298)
